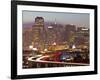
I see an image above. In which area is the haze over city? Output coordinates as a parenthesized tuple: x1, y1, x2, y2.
(23, 11, 90, 28)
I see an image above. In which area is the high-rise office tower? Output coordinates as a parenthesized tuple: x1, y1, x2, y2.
(32, 17, 45, 51)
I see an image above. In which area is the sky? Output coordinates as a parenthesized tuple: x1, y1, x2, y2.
(22, 10, 90, 28)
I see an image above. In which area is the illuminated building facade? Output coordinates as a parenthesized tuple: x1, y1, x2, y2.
(32, 17, 45, 51)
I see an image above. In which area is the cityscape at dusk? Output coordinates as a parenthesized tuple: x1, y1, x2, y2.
(22, 11, 90, 68)
(23, 11, 89, 27)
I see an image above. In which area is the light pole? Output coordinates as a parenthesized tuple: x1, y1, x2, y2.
(29, 45, 38, 56)
(52, 42, 56, 51)
(29, 45, 33, 56)
(32, 48, 38, 56)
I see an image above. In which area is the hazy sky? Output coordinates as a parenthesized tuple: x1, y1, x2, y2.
(22, 10, 90, 27)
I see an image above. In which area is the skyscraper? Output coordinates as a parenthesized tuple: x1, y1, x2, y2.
(32, 17, 45, 51)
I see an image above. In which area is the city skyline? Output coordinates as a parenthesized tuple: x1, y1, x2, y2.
(23, 11, 90, 28)
(23, 16, 90, 69)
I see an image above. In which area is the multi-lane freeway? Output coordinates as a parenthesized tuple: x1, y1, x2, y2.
(23, 49, 89, 68)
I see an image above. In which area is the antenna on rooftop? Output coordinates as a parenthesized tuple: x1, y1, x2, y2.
(55, 18, 57, 25)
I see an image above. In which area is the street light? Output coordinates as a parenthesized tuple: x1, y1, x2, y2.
(72, 44, 76, 49)
(32, 48, 38, 51)
(44, 48, 48, 52)
(29, 45, 38, 56)
(32, 47, 38, 56)
(52, 42, 56, 45)
(52, 42, 56, 51)
(29, 45, 33, 50)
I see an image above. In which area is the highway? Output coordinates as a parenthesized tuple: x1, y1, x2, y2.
(27, 55, 89, 68)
